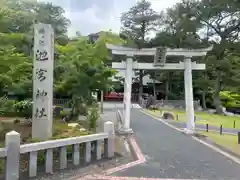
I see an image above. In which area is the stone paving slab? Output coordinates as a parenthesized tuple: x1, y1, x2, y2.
(113, 109, 240, 180)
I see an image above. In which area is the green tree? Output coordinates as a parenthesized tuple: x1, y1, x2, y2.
(187, 0, 240, 113)
(120, 0, 160, 100)
(0, 1, 34, 33)
(149, 1, 206, 101)
(5, 0, 70, 36)
(0, 45, 31, 97)
(55, 37, 116, 119)
(149, 0, 240, 112)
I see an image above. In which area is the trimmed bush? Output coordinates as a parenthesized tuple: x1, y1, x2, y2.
(87, 104, 99, 132)
(13, 100, 32, 118)
(0, 96, 16, 116)
(220, 91, 240, 113)
(13, 119, 20, 124)
(53, 106, 64, 117)
(162, 111, 175, 120)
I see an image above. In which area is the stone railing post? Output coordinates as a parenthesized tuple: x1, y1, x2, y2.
(5, 131, 20, 180)
(104, 121, 115, 158)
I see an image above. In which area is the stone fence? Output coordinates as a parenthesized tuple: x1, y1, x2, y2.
(0, 121, 115, 180)
(141, 99, 202, 110)
(53, 98, 71, 108)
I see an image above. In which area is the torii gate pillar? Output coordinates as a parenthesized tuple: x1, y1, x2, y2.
(184, 57, 195, 133)
(122, 57, 134, 134)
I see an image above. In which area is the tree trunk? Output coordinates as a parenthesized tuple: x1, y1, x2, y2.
(169, 72, 172, 92)
(165, 72, 170, 100)
(202, 90, 207, 110)
(214, 44, 225, 114)
(214, 70, 223, 114)
(165, 80, 169, 100)
(202, 71, 208, 110)
(153, 79, 156, 99)
(100, 90, 103, 113)
(152, 72, 156, 98)
(138, 26, 145, 102)
(138, 70, 144, 102)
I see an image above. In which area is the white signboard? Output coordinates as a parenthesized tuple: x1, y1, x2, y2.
(32, 24, 54, 140)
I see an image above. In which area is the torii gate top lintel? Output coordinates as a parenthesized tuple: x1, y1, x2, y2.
(106, 43, 213, 58)
(106, 43, 213, 70)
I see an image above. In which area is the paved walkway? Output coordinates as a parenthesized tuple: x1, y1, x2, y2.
(112, 109, 240, 179)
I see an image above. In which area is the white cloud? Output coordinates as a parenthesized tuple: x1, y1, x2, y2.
(64, 0, 130, 37)
(147, 0, 181, 11)
(65, 6, 120, 36)
(39, 0, 181, 37)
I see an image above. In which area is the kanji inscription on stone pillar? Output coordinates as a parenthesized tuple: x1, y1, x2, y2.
(32, 23, 54, 140)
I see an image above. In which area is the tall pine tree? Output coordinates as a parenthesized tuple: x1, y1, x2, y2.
(120, 0, 160, 100)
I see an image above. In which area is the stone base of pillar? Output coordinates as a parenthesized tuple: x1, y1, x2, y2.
(117, 128, 134, 135)
(182, 128, 196, 135)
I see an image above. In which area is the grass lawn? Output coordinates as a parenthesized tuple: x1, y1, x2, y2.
(144, 108, 240, 129)
(200, 131, 240, 155)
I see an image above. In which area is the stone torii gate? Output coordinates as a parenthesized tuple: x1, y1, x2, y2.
(106, 44, 212, 135)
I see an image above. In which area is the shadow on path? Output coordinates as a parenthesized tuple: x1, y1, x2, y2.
(113, 109, 240, 179)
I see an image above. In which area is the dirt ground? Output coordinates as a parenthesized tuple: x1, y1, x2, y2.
(0, 116, 25, 122)
(0, 121, 32, 143)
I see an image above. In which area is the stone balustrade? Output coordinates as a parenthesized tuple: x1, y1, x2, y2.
(0, 121, 115, 180)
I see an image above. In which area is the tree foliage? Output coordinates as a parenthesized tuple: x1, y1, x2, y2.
(121, 0, 240, 113)
(120, 0, 160, 48)
(120, 0, 161, 99)
(0, 1, 120, 118)
(1, 0, 240, 115)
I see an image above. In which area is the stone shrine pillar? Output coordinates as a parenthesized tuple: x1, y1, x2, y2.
(32, 24, 54, 140)
(184, 57, 195, 133)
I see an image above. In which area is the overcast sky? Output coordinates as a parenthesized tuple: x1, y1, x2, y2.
(39, 0, 181, 37)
